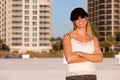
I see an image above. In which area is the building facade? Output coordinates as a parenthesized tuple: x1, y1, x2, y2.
(87, 0, 120, 51)
(0, 0, 52, 53)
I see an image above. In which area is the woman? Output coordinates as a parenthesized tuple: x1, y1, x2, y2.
(63, 7, 103, 80)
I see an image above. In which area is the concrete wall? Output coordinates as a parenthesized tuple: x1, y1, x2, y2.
(0, 58, 120, 80)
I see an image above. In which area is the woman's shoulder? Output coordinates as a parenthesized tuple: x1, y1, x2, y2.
(63, 31, 73, 40)
(92, 35, 99, 42)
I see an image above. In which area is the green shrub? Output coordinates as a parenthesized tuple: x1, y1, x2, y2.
(103, 52, 115, 58)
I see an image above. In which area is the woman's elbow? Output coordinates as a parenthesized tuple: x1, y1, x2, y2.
(66, 57, 73, 63)
(98, 55, 103, 62)
(66, 56, 77, 63)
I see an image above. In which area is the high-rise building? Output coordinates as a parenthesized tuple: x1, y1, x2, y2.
(0, 0, 52, 53)
(87, 0, 120, 51)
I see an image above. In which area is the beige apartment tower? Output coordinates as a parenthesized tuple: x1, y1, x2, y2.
(0, 0, 52, 53)
(87, 0, 120, 51)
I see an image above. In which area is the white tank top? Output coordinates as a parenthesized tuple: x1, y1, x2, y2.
(67, 35, 96, 76)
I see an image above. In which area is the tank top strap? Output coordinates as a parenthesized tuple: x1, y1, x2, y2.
(67, 33, 72, 39)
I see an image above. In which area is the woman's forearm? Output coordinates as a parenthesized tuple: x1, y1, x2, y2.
(80, 52, 103, 62)
(67, 56, 88, 63)
(65, 52, 89, 63)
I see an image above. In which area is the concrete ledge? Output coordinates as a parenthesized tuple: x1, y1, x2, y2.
(97, 70, 120, 80)
(0, 58, 120, 80)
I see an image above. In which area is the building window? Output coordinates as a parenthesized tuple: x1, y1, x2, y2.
(24, 43, 29, 47)
(25, 27, 29, 31)
(24, 33, 29, 36)
(114, 26, 119, 30)
(12, 4, 22, 7)
(25, 16, 29, 20)
(99, 10, 105, 14)
(39, 43, 49, 46)
(99, 21, 105, 25)
(40, 32, 49, 35)
(32, 27, 37, 31)
(114, 15, 119, 19)
(40, 27, 50, 30)
(106, 32, 112, 35)
(99, 32, 105, 36)
(39, 38, 49, 41)
(106, 4, 112, 8)
(32, 33, 37, 36)
(114, 10, 119, 14)
(40, 16, 49, 19)
(106, 15, 112, 19)
(25, 21, 29, 26)
(40, 10, 49, 14)
(99, 5, 105, 9)
(114, 21, 119, 25)
(33, 0, 37, 3)
(99, 16, 105, 20)
(12, 10, 22, 13)
(33, 5, 37, 9)
(32, 38, 37, 42)
(99, 27, 105, 30)
(106, 10, 112, 14)
(25, 5, 29, 9)
(39, 21, 49, 24)
(32, 44, 37, 47)
(40, 5, 49, 8)
(25, 0, 29, 3)
(106, 0, 112, 2)
(33, 16, 37, 20)
(25, 10, 29, 14)
(12, 21, 22, 24)
(114, 0, 119, 2)
(106, 21, 112, 25)
(33, 21, 37, 26)
(33, 10, 37, 15)
(106, 26, 112, 30)
(24, 38, 29, 42)
(12, 43, 22, 46)
(114, 4, 119, 8)
(99, 0, 105, 3)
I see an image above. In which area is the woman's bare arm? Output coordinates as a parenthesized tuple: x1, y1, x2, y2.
(80, 36, 103, 62)
(63, 33, 89, 63)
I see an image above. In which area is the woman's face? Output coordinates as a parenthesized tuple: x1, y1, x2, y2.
(73, 17, 88, 29)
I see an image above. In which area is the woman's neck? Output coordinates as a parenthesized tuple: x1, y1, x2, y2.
(75, 28, 87, 35)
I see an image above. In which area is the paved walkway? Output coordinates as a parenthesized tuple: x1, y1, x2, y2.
(0, 58, 120, 80)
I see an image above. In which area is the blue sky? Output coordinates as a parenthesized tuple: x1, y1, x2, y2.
(52, 0, 86, 38)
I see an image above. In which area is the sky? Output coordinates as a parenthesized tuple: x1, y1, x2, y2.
(52, 0, 86, 38)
